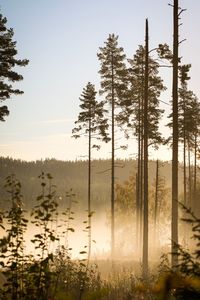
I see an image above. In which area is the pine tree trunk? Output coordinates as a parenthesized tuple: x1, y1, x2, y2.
(140, 133, 144, 260)
(140, 64, 145, 260)
(142, 18, 149, 277)
(193, 133, 197, 212)
(136, 171, 139, 252)
(172, 0, 179, 268)
(183, 134, 187, 245)
(183, 94, 186, 208)
(88, 114, 91, 261)
(188, 140, 192, 208)
(136, 95, 141, 254)
(154, 159, 159, 247)
(111, 51, 115, 259)
(183, 101, 187, 245)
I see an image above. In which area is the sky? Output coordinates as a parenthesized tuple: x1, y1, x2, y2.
(0, 0, 200, 162)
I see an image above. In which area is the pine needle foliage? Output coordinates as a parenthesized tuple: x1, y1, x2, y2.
(0, 13, 29, 121)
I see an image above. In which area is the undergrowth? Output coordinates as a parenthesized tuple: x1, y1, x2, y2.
(0, 174, 199, 299)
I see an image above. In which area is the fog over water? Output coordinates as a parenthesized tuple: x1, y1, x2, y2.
(20, 210, 174, 262)
(22, 212, 110, 259)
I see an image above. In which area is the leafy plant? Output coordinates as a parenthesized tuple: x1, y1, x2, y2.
(30, 172, 59, 300)
(0, 174, 28, 299)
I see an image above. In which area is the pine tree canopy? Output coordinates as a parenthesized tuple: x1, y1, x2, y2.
(97, 33, 128, 106)
(0, 13, 29, 121)
(117, 45, 165, 147)
(72, 82, 110, 144)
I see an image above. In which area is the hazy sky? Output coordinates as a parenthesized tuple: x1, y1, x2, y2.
(0, 0, 199, 161)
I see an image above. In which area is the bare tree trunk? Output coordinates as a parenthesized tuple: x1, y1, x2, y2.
(136, 95, 141, 254)
(183, 96, 186, 208)
(140, 129, 144, 261)
(142, 18, 149, 278)
(154, 159, 159, 247)
(136, 171, 139, 253)
(140, 63, 145, 261)
(188, 140, 192, 208)
(172, 0, 179, 269)
(183, 135, 187, 245)
(182, 89, 187, 246)
(111, 51, 115, 259)
(88, 114, 91, 261)
(193, 133, 197, 212)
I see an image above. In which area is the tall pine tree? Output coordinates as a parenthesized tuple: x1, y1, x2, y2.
(97, 34, 128, 257)
(72, 82, 108, 260)
(117, 42, 165, 263)
(171, 0, 179, 268)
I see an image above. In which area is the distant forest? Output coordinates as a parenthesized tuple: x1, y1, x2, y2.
(0, 156, 199, 216)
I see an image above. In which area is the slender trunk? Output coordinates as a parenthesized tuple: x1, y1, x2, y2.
(88, 114, 91, 261)
(183, 132, 187, 245)
(140, 132, 144, 260)
(193, 133, 197, 212)
(183, 96, 186, 207)
(142, 18, 149, 278)
(154, 159, 159, 247)
(111, 51, 115, 258)
(188, 140, 192, 208)
(140, 61, 145, 261)
(172, 0, 179, 268)
(183, 97, 187, 245)
(136, 171, 139, 252)
(136, 95, 141, 253)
